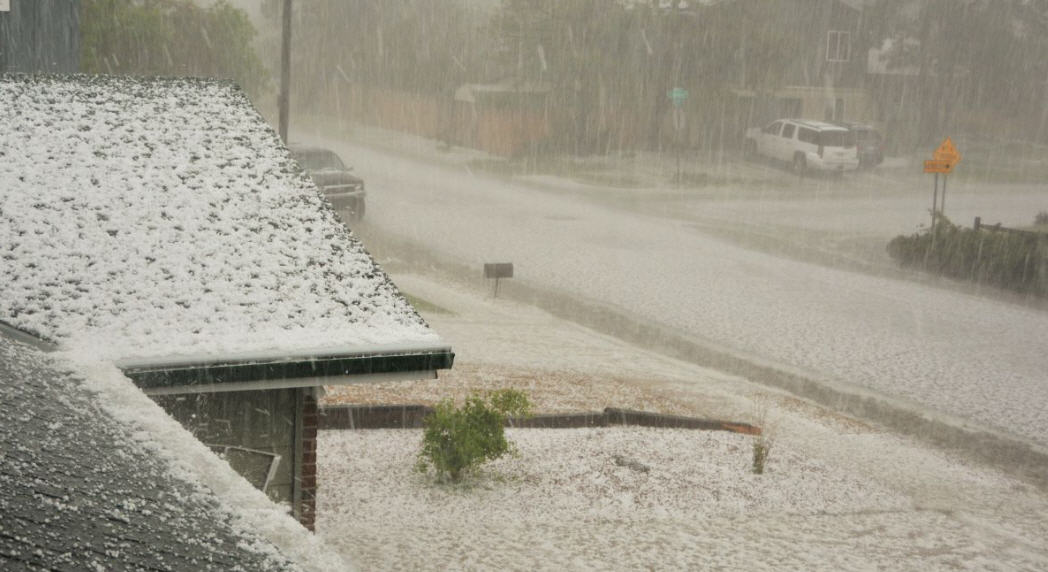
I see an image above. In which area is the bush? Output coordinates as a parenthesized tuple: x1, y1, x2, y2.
(416, 389, 532, 482)
(1036, 211, 1048, 226)
(750, 394, 775, 475)
(887, 217, 1047, 296)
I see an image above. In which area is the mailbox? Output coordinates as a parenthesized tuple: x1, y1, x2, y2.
(483, 263, 514, 279)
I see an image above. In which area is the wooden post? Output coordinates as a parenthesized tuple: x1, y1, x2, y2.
(932, 172, 939, 227)
(278, 0, 292, 143)
(941, 174, 948, 219)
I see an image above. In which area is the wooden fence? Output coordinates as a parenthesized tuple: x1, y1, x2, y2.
(319, 404, 760, 435)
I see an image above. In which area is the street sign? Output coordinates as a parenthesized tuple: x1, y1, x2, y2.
(924, 159, 954, 174)
(668, 87, 688, 107)
(925, 138, 959, 226)
(933, 137, 961, 164)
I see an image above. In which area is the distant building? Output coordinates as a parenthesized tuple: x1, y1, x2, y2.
(722, 0, 875, 132)
(453, 80, 552, 157)
(0, 0, 80, 73)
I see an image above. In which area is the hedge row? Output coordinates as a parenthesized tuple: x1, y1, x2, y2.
(887, 218, 1048, 296)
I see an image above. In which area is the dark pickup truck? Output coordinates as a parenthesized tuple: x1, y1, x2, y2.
(290, 145, 366, 221)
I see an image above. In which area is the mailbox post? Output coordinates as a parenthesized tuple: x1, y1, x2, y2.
(484, 263, 513, 299)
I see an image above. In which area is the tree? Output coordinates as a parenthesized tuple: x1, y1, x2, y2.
(290, 0, 488, 95)
(81, 0, 269, 98)
(491, 0, 750, 154)
(870, 0, 1048, 146)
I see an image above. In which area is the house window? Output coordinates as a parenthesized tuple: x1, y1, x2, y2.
(827, 31, 851, 62)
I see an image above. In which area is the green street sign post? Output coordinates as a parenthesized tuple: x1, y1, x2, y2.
(669, 87, 688, 107)
(668, 87, 688, 184)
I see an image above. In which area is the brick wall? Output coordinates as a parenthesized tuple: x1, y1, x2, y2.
(299, 392, 318, 531)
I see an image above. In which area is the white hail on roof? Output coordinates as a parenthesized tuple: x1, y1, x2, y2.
(0, 75, 438, 363)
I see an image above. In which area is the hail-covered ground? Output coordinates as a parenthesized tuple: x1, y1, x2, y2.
(317, 273, 1048, 571)
(0, 75, 435, 365)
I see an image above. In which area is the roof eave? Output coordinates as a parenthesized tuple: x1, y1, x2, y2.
(141, 369, 441, 396)
(0, 320, 58, 352)
(121, 346, 455, 394)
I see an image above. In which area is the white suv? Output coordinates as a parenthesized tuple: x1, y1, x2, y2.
(744, 119, 859, 174)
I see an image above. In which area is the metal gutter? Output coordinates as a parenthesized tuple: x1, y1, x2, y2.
(122, 347, 454, 393)
(141, 370, 439, 396)
(115, 342, 452, 370)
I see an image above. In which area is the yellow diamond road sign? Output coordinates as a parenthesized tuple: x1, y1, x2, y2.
(933, 137, 961, 164)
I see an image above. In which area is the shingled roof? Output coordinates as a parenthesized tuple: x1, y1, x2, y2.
(0, 74, 451, 390)
(0, 336, 346, 570)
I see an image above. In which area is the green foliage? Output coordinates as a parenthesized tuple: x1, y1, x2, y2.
(752, 438, 770, 475)
(750, 393, 774, 475)
(867, 0, 1048, 146)
(1035, 211, 1048, 227)
(887, 217, 1048, 296)
(81, 0, 269, 98)
(292, 0, 483, 95)
(416, 389, 532, 483)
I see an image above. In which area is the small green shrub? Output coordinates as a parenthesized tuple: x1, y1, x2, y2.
(750, 394, 775, 475)
(887, 216, 1047, 296)
(752, 438, 771, 475)
(1035, 211, 1048, 226)
(416, 389, 532, 483)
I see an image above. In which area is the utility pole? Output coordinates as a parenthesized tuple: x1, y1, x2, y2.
(278, 0, 292, 143)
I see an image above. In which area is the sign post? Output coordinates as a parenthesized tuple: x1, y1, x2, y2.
(668, 87, 688, 185)
(923, 138, 961, 226)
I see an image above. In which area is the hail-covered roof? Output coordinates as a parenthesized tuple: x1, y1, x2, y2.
(0, 336, 346, 571)
(0, 74, 439, 364)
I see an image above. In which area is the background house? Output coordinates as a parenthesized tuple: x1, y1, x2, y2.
(452, 80, 551, 156)
(717, 0, 876, 144)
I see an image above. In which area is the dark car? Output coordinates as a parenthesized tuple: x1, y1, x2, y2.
(835, 122, 884, 168)
(290, 145, 366, 220)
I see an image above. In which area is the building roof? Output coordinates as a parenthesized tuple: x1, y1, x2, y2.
(0, 74, 450, 387)
(0, 335, 346, 571)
